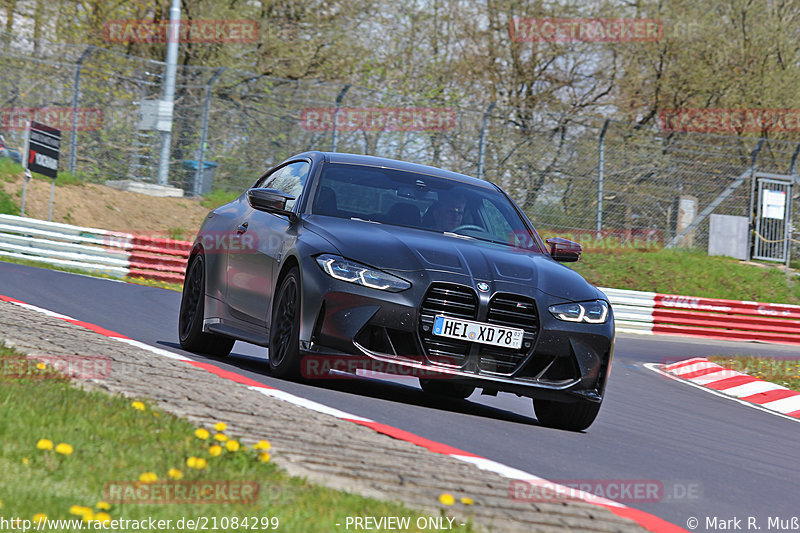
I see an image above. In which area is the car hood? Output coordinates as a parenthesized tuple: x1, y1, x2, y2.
(303, 216, 601, 302)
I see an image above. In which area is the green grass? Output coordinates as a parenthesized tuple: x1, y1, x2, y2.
(571, 248, 800, 304)
(0, 343, 476, 532)
(707, 355, 800, 392)
(0, 157, 85, 186)
(200, 189, 240, 209)
(0, 158, 23, 182)
(0, 189, 18, 215)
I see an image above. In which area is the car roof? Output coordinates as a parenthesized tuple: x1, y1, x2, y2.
(291, 151, 498, 190)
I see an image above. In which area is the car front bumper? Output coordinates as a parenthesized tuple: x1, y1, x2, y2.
(298, 257, 614, 402)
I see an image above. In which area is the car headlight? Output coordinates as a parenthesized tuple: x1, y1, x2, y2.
(548, 300, 609, 324)
(316, 254, 411, 292)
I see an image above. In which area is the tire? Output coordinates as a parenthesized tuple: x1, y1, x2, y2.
(419, 379, 475, 399)
(178, 254, 235, 357)
(532, 398, 602, 432)
(268, 266, 302, 379)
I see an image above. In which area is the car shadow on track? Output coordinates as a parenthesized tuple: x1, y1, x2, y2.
(158, 341, 540, 428)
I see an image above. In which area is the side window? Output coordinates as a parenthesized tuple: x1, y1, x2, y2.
(258, 161, 310, 210)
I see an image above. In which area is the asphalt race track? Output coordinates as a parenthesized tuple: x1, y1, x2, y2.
(2, 260, 798, 530)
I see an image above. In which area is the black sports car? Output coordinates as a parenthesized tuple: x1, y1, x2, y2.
(179, 152, 614, 431)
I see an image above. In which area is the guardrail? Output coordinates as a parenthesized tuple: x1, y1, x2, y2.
(0, 214, 190, 283)
(600, 286, 800, 345)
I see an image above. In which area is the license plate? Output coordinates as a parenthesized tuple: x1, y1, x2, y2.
(432, 315, 524, 349)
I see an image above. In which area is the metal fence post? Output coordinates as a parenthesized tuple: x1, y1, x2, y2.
(331, 84, 350, 152)
(157, 0, 180, 186)
(786, 142, 800, 276)
(597, 119, 610, 233)
(194, 67, 225, 197)
(69, 46, 94, 176)
(746, 139, 766, 260)
(477, 102, 495, 180)
(667, 138, 764, 248)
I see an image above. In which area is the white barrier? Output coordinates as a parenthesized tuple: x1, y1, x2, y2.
(599, 287, 655, 334)
(0, 214, 191, 283)
(0, 214, 131, 277)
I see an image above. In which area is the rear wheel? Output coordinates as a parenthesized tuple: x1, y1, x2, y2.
(269, 267, 302, 379)
(178, 254, 235, 357)
(419, 379, 475, 399)
(532, 398, 601, 432)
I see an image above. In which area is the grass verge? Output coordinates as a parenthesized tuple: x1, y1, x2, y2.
(571, 248, 800, 304)
(0, 343, 476, 532)
(707, 355, 800, 392)
(199, 189, 240, 209)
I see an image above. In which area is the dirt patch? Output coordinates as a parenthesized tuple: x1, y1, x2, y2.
(2, 175, 213, 238)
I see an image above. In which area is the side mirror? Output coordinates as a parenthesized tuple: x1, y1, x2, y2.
(247, 188, 297, 222)
(546, 237, 582, 262)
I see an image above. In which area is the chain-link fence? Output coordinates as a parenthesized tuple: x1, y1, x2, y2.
(1, 32, 798, 263)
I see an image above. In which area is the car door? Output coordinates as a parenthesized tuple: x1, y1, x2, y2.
(225, 161, 310, 326)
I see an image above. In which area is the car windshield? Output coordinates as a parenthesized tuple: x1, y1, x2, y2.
(312, 162, 543, 251)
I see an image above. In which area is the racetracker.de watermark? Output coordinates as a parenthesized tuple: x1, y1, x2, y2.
(103, 19, 258, 43)
(1, 107, 103, 131)
(509, 18, 662, 42)
(299, 107, 456, 132)
(659, 108, 800, 134)
(1, 354, 112, 380)
(301, 355, 458, 380)
(103, 481, 259, 504)
(509, 479, 702, 504)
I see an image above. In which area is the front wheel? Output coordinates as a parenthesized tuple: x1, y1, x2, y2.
(532, 398, 602, 432)
(269, 267, 302, 379)
(178, 254, 234, 357)
(419, 379, 475, 399)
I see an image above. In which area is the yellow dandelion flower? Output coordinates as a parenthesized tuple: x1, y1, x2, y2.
(36, 363, 47, 370)
(209, 445, 223, 457)
(225, 440, 240, 452)
(95, 501, 111, 511)
(69, 505, 93, 517)
(213, 433, 228, 442)
(195, 457, 208, 469)
(32, 514, 47, 524)
(194, 428, 210, 440)
(55, 443, 74, 456)
(168, 468, 183, 480)
(460, 497, 474, 505)
(94, 512, 111, 525)
(438, 493, 455, 506)
(186, 456, 198, 468)
(0, 498, 2, 509)
(139, 472, 158, 483)
(22, 457, 29, 465)
(36, 439, 53, 451)
(258, 452, 271, 463)
(131, 401, 146, 411)
(214, 422, 227, 431)
(253, 440, 271, 450)
(81, 511, 95, 523)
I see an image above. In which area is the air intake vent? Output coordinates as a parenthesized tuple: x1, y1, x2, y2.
(479, 294, 539, 374)
(418, 283, 477, 367)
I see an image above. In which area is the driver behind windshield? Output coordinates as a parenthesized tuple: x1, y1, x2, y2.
(426, 194, 466, 232)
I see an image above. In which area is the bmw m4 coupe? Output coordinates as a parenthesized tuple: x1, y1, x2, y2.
(179, 152, 614, 431)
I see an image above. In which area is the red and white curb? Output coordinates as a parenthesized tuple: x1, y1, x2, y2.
(649, 357, 800, 422)
(0, 292, 685, 533)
